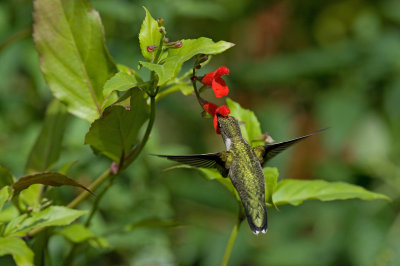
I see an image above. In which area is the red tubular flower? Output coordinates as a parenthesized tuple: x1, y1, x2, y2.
(201, 66, 230, 98)
(203, 102, 230, 134)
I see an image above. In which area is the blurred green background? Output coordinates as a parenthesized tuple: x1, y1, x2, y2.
(1, 0, 400, 265)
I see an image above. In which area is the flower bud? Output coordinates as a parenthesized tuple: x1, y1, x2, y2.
(157, 17, 164, 27)
(147, 45, 158, 52)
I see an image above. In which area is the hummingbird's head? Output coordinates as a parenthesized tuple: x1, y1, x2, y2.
(217, 115, 241, 140)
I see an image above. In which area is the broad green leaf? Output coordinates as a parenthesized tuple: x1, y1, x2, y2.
(58, 223, 93, 243)
(227, 98, 265, 147)
(273, 179, 390, 206)
(33, 0, 118, 122)
(0, 237, 34, 266)
(88, 237, 110, 249)
(264, 167, 278, 207)
(103, 72, 141, 99)
(140, 37, 234, 85)
(0, 186, 10, 211)
(139, 7, 162, 61)
(12, 172, 93, 196)
(58, 223, 110, 248)
(25, 100, 68, 174)
(0, 166, 14, 188)
(19, 185, 41, 211)
(0, 206, 19, 223)
(85, 88, 149, 162)
(5, 206, 87, 237)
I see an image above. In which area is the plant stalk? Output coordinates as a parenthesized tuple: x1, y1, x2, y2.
(191, 67, 206, 109)
(221, 209, 244, 266)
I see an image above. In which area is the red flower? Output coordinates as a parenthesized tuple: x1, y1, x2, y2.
(203, 102, 230, 134)
(201, 67, 230, 98)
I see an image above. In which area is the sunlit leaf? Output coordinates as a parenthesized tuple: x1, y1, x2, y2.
(227, 98, 264, 146)
(0, 237, 34, 266)
(264, 167, 278, 207)
(139, 7, 162, 61)
(33, 0, 118, 121)
(273, 179, 390, 206)
(103, 72, 141, 99)
(25, 100, 68, 174)
(88, 237, 110, 249)
(140, 37, 234, 85)
(85, 88, 149, 162)
(0, 206, 19, 224)
(0, 186, 10, 211)
(12, 172, 93, 196)
(58, 223, 110, 248)
(58, 223, 93, 243)
(4, 206, 87, 237)
(19, 185, 42, 211)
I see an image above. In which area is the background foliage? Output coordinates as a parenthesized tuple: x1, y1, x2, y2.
(0, 0, 399, 265)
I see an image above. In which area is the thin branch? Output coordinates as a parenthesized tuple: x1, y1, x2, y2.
(190, 67, 206, 109)
(221, 206, 245, 266)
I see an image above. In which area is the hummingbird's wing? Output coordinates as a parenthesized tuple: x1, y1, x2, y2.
(255, 128, 328, 167)
(155, 152, 230, 177)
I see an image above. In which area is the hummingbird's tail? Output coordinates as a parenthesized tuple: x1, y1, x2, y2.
(244, 202, 268, 235)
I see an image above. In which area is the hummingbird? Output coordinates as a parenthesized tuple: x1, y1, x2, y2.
(156, 114, 326, 234)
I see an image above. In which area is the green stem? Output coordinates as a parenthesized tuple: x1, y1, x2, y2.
(84, 94, 157, 226)
(191, 67, 206, 109)
(67, 169, 111, 209)
(221, 209, 244, 266)
(123, 95, 156, 168)
(57, 93, 156, 265)
(84, 174, 116, 227)
(27, 169, 110, 238)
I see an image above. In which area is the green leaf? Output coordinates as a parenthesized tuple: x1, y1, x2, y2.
(0, 206, 19, 224)
(103, 72, 141, 99)
(58, 223, 110, 248)
(58, 223, 93, 243)
(226, 98, 264, 147)
(33, 0, 118, 122)
(25, 100, 68, 174)
(0, 186, 10, 211)
(19, 185, 42, 211)
(0, 237, 34, 266)
(264, 167, 278, 207)
(12, 172, 93, 196)
(140, 37, 234, 85)
(0, 166, 14, 188)
(139, 7, 162, 61)
(4, 206, 87, 237)
(85, 88, 149, 162)
(272, 179, 390, 206)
